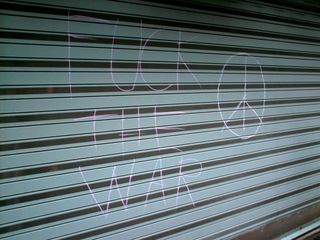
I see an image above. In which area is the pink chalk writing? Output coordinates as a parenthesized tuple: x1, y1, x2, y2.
(78, 107, 202, 218)
(145, 106, 167, 208)
(72, 15, 111, 23)
(78, 159, 135, 218)
(74, 110, 118, 147)
(110, 19, 140, 92)
(218, 53, 265, 140)
(72, 14, 266, 222)
(177, 157, 203, 207)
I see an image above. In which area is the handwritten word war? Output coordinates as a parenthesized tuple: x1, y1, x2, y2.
(79, 156, 203, 218)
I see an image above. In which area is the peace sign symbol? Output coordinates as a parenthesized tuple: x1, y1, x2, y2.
(217, 53, 266, 140)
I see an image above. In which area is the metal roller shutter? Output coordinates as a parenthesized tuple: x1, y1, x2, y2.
(1, 0, 319, 239)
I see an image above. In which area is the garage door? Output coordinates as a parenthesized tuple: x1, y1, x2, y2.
(1, 0, 320, 239)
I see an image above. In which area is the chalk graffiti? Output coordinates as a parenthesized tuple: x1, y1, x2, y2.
(110, 19, 140, 92)
(78, 159, 135, 218)
(68, 16, 202, 92)
(78, 107, 202, 217)
(71, 15, 266, 220)
(177, 157, 202, 207)
(145, 106, 168, 208)
(74, 110, 118, 148)
(79, 166, 107, 218)
(67, 13, 107, 97)
(217, 53, 266, 140)
(172, 147, 203, 207)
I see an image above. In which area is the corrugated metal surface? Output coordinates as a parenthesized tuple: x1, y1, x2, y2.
(0, 0, 319, 239)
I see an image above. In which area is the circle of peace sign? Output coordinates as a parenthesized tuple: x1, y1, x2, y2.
(217, 53, 266, 140)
